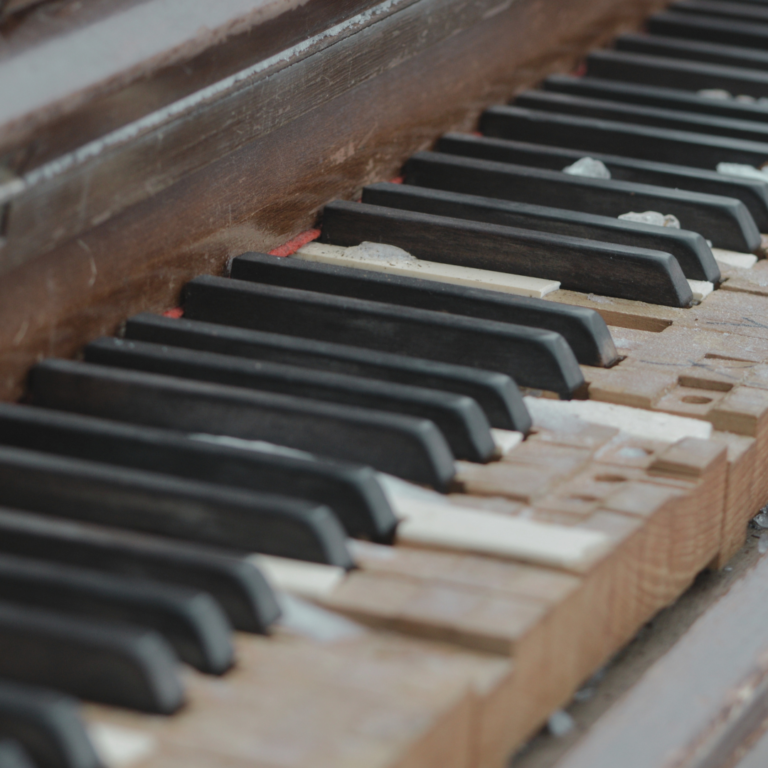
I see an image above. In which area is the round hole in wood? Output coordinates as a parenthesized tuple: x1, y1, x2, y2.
(681, 395, 713, 405)
(594, 474, 628, 483)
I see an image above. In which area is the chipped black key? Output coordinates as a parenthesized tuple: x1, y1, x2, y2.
(0, 601, 184, 713)
(0, 504, 279, 633)
(230, 250, 619, 367)
(0, 402, 395, 545)
(182, 275, 586, 396)
(0, 441, 354, 567)
(124, 313, 530, 431)
(0, 681, 100, 768)
(436, 132, 768, 231)
(30, 359, 455, 491)
(84, 337, 497, 464)
(0, 554, 234, 675)
(320, 199, 694, 306)
(361, 181, 720, 282)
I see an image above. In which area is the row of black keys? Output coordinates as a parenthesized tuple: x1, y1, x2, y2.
(10, 3, 768, 763)
(307, 0, 768, 309)
(0, 248, 625, 768)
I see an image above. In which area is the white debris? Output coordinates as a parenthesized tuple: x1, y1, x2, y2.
(753, 510, 768, 528)
(548, 710, 575, 737)
(716, 163, 768, 183)
(562, 157, 611, 179)
(760, 535, 768, 555)
(698, 89, 732, 100)
(342, 241, 419, 265)
(618, 211, 681, 229)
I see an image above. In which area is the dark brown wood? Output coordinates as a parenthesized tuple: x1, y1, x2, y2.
(0, 0, 666, 400)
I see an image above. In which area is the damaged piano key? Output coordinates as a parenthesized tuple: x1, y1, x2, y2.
(0, 504, 280, 633)
(0, 554, 234, 675)
(29, 359, 456, 490)
(0, 681, 101, 768)
(480, 105, 768, 186)
(320, 199, 694, 306)
(124, 313, 529, 432)
(586, 49, 768, 101)
(0, 440, 355, 567)
(436, 132, 768, 232)
(181, 275, 586, 396)
(83, 337, 498, 464)
(405, 151, 761, 253)
(230, 250, 620, 367)
(361, 181, 720, 282)
(0, 601, 185, 713)
(0, 402, 396, 544)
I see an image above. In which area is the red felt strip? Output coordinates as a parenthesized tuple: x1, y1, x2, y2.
(269, 228, 321, 257)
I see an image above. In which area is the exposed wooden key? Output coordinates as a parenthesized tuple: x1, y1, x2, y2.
(406, 150, 759, 254)
(0, 442, 354, 568)
(182, 275, 586, 397)
(362, 181, 720, 282)
(84, 337, 497, 464)
(587, 49, 768, 100)
(321, 199, 694, 307)
(231, 250, 619, 368)
(515, 89, 768, 145)
(437, 131, 768, 231)
(0, 601, 185, 714)
(649, 10, 768, 50)
(0, 505, 280, 634)
(0, 682, 100, 768)
(480, 105, 768, 173)
(0, 554, 234, 675)
(30, 358, 456, 490)
(0, 402, 396, 545)
(124, 313, 526, 432)
(616, 32, 768, 73)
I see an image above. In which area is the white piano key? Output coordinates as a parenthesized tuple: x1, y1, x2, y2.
(294, 241, 561, 298)
(523, 397, 713, 442)
(712, 248, 758, 269)
(249, 554, 346, 600)
(491, 429, 524, 455)
(87, 724, 156, 768)
(687, 279, 714, 301)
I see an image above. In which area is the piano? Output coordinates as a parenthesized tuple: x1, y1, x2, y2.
(4, 1, 768, 767)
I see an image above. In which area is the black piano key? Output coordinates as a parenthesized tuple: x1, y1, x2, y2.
(616, 33, 768, 74)
(405, 151, 760, 254)
(229, 251, 618, 368)
(543, 75, 768, 126)
(361, 181, 720, 283)
(124, 313, 528, 432)
(0, 601, 184, 714)
(479, 105, 768, 176)
(670, 0, 768, 24)
(0, 682, 99, 768)
(83, 337, 496, 464)
(320, 199, 693, 307)
(182, 275, 587, 397)
(514, 90, 768, 145)
(648, 10, 768, 50)
(437, 132, 768, 231)
(0, 403, 395, 546)
(0, 440, 354, 568)
(587, 49, 768, 101)
(0, 554, 234, 675)
(0, 504, 279, 634)
(30, 358, 455, 491)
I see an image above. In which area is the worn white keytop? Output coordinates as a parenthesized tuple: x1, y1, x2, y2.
(294, 241, 560, 298)
(712, 248, 758, 269)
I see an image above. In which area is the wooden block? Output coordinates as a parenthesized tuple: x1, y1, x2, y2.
(84, 628, 506, 768)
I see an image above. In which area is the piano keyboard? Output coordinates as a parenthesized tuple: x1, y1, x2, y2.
(7, 2, 768, 767)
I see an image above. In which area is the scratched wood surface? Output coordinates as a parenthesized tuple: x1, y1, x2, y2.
(0, 0, 665, 400)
